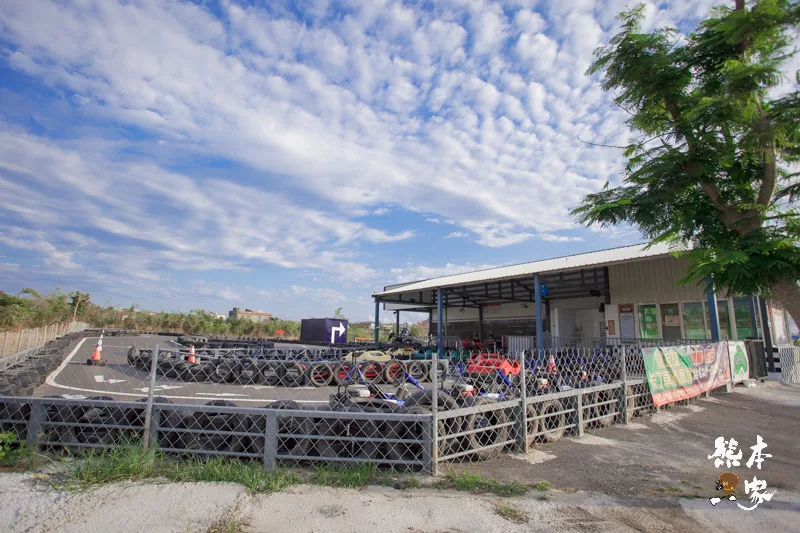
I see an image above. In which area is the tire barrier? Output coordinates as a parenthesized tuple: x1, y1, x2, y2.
(142, 350, 443, 388)
(0, 330, 115, 398)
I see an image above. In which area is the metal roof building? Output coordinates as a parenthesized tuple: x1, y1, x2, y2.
(370, 243, 792, 370)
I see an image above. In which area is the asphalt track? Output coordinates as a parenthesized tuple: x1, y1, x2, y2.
(34, 335, 421, 405)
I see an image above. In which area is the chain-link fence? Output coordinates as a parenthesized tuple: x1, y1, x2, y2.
(1, 333, 738, 474)
(778, 346, 800, 384)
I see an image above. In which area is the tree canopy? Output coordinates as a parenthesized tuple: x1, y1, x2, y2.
(573, 0, 800, 327)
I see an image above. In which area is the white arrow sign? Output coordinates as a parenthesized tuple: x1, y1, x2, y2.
(134, 385, 182, 393)
(330, 322, 346, 343)
(200, 392, 247, 398)
(94, 375, 126, 384)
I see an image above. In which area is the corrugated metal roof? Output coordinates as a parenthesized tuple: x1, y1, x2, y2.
(376, 242, 674, 297)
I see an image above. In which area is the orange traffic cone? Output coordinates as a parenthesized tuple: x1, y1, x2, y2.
(187, 345, 197, 364)
(87, 335, 107, 366)
(546, 353, 557, 375)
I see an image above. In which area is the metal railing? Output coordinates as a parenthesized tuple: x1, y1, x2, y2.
(0, 335, 740, 474)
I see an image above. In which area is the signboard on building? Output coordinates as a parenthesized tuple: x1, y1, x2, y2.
(642, 343, 732, 406)
(619, 303, 635, 338)
(607, 320, 615, 336)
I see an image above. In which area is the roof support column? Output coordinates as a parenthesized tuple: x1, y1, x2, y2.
(395, 311, 400, 336)
(535, 275, 544, 352)
(706, 280, 721, 342)
(374, 299, 380, 345)
(437, 287, 443, 354)
(478, 305, 484, 340)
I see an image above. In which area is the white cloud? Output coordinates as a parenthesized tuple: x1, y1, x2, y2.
(372, 208, 390, 216)
(389, 262, 498, 284)
(444, 232, 468, 239)
(538, 234, 584, 242)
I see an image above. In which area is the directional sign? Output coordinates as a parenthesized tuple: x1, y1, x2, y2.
(330, 322, 346, 343)
(540, 283, 549, 298)
(134, 385, 182, 393)
(94, 375, 126, 384)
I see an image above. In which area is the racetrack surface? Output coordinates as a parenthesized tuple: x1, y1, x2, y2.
(34, 335, 424, 405)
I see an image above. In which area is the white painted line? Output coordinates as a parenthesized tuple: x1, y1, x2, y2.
(94, 375, 126, 384)
(46, 337, 90, 387)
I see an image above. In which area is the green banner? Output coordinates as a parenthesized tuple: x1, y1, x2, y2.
(642, 343, 731, 406)
(642, 346, 694, 394)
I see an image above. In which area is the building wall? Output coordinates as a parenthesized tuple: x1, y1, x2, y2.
(608, 255, 705, 304)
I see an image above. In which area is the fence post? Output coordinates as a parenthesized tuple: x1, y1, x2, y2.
(148, 406, 161, 449)
(430, 349, 439, 475)
(576, 391, 584, 437)
(2, 330, 7, 357)
(142, 344, 160, 450)
(517, 350, 529, 452)
(263, 410, 278, 469)
(26, 401, 46, 447)
(621, 346, 630, 424)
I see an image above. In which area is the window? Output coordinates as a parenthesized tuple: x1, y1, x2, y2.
(705, 300, 732, 339)
(638, 304, 659, 339)
(660, 303, 682, 341)
(733, 297, 758, 340)
(682, 302, 708, 340)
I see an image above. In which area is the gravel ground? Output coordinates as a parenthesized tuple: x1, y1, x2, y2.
(2, 474, 798, 533)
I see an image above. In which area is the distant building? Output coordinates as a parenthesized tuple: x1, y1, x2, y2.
(228, 307, 272, 323)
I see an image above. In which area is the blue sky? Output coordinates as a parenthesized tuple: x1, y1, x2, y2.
(0, 0, 755, 321)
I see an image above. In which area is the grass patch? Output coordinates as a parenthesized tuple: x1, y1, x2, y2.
(310, 463, 381, 489)
(534, 480, 551, 492)
(445, 470, 526, 497)
(207, 516, 249, 533)
(60, 446, 296, 494)
(493, 503, 529, 523)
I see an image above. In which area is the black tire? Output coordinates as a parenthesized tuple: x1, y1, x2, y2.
(331, 362, 354, 386)
(539, 400, 566, 443)
(461, 396, 508, 461)
(407, 361, 427, 381)
(307, 362, 333, 387)
(210, 359, 238, 384)
(315, 405, 379, 460)
(75, 396, 123, 446)
(593, 389, 616, 428)
(403, 390, 461, 457)
(270, 400, 311, 458)
(187, 400, 246, 453)
(262, 362, 280, 386)
(383, 406, 428, 463)
(126, 346, 140, 366)
(359, 361, 383, 384)
(237, 357, 264, 385)
(280, 363, 307, 387)
(524, 403, 540, 447)
(382, 360, 407, 385)
(429, 361, 447, 382)
(625, 385, 638, 417)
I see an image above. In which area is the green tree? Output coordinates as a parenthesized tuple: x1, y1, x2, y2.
(333, 307, 346, 319)
(573, 0, 800, 327)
